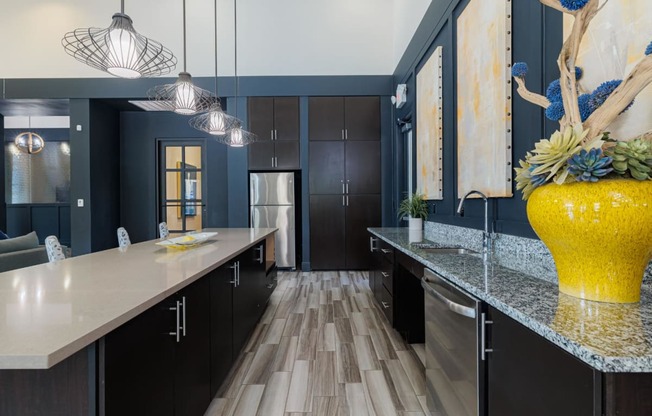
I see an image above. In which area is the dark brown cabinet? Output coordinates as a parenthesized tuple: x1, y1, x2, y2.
(308, 96, 380, 141)
(103, 277, 211, 416)
(309, 96, 381, 270)
(248, 97, 300, 170)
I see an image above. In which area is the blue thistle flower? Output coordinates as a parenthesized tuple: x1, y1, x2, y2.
(560, 0, 589, 11)
(512, 62, 528, 78)
(546, 79, 562, 102)
(567, 148, 613, 182)
(589, 79, 634, 113)
(545, 101, 565, 121)
(646, 41, 652, 56)
(575, 66, 583, 80)
(578, 93, 592, 122)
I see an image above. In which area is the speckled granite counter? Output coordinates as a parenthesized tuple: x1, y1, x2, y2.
(369, 227, 652, 373)
(0, 228, 275, 369)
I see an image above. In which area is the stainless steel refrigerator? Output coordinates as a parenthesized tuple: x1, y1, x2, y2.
(249, 172, 296, 269)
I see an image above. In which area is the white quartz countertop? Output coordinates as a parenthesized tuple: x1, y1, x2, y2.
(0, 228, 276, 370)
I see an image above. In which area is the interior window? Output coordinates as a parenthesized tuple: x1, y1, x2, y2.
(159, 142, 205, 233)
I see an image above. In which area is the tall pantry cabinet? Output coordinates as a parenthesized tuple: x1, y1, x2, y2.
(309, 96, 381, 270)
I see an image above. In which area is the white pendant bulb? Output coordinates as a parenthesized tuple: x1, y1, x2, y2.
(173, 72, 198, 115)
(105, 22, 141, 78)
(228, 127, 245, 147)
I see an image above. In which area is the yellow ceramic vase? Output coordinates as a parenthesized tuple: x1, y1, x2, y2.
(527, 179, 652, 303)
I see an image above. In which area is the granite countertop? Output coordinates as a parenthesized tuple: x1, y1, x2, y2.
(0, 228, 276, 370)
(369, 227, 652, 373)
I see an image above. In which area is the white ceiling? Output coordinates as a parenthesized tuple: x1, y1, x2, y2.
(0, 0, 431, 79)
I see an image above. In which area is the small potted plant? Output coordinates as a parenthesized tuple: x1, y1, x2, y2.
(398, 192, 428, 230)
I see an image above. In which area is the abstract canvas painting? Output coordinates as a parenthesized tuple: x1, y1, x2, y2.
(416, 46, 443, 200)
(564, 1, 652, 140)
(456, 0, 512, 197)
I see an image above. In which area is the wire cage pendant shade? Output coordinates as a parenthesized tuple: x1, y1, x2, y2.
(15, 131, 45, 155)
(148, 72, 215, 115)
(189, 103, 240, 135)
(218, 126, 257, 147)
(62, 9, 177, 78)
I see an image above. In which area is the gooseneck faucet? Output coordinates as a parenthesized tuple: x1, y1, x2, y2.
(457, 190, 493, 262)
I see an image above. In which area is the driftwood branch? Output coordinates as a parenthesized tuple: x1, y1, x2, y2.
(584, 56, 652, 140)
(556, 0, 600, 129)
(514, 77, 551, 108)
(539, 0, 571, 14)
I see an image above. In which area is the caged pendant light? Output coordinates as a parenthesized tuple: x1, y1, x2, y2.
(147, 0, 215, 115)
(62, 0, 177, 78)
(188, 0, 239, 135)
(215, 0, 257, 147)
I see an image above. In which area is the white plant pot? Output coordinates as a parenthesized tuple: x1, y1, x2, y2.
(408, 217, 423, 230)
(408, 228, 423, 243)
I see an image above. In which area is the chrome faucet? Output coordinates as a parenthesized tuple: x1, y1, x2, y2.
(457, 190, 493, 262)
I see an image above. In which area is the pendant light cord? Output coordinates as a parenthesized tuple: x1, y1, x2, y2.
(214, 0, 219, 97)
(234, 0, 239, 117)
(121, 0, 125, 13)
(183, 0, 187, 72)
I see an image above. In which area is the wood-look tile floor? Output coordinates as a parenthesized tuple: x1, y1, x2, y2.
(205, 271, 429, 416)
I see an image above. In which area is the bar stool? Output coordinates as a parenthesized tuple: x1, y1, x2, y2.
(117, 227, 131, 248)
(45, 235, 66, 262)
(159, 222, 170, 239)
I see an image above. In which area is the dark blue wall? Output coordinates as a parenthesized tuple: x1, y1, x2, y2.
(392, 0, 562, 238)
(0, 115, 5, 230)
(69, 99, 92, 254)
(89, 100, 121, 252)
(120, 111, 230, 243)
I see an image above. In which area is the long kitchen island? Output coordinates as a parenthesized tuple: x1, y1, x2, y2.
(0, 228, 277, 416)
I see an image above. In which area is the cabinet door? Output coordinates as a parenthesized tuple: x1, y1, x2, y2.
(488, 307, 596, 416)
(309, 141, 345, 194)
(248, 97, 274, 140)
(345, 194, 381, 269)
(103, 302, 175, 416)
(345, 141, 381, 194)
(175, 277, 211, 416)
(233, 248, 264, 355)
(209, 266, 234, 397)
(310, 194, 346, 270)
(249, 141, 276, 170)
(344, 96, 380, 141)
(274, 97, 299, 141)
(275, 141, 300, 170)
(309, 97, 344, 141)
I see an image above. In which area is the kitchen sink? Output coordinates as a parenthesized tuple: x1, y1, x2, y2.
(420, 247, 477, 255)
(410, 242, 477, 255)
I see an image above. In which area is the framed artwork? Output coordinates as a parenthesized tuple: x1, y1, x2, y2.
(416, 46, 444, 200)
(456, 0, 513, 198)
(563, 1, 652, 140)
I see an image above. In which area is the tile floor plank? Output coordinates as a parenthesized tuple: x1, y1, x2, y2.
(208, 271, 426, 416)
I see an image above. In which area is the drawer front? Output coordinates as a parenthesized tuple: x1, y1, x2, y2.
(380, 286, 393, 325)
(380, 258, 393, 295)
(378, 240, 394, 262)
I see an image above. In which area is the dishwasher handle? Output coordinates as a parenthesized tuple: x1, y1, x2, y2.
(421, 277, 476, 319)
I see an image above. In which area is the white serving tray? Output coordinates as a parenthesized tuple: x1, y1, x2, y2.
(156, 231, 218, 249)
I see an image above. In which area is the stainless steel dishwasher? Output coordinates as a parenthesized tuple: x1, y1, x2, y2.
(422, 268, 486, 415)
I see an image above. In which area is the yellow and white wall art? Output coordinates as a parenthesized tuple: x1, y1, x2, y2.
(456, 0, 513, 198)
(416, 46, 444, 200)
(564, 1, 652, 140)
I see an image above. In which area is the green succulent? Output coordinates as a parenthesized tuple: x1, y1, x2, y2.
(398, 193, 428, 220)
(528, 126, 598, 185)
(605, 138, 652, 180)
